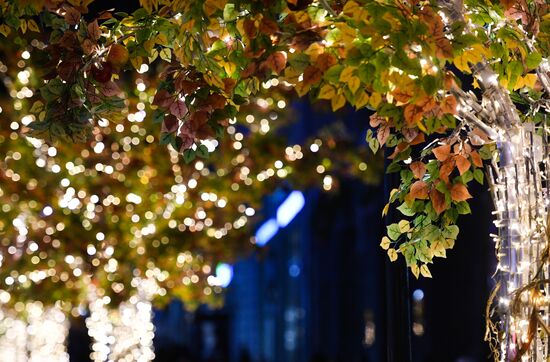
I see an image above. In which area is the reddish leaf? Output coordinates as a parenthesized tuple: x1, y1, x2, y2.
(260, 17, 279, 34)
(223, 78, 237, 94)
(87, 20, 101, 40)
(170, 99, 188, 118)
(240, 63, 257, 78)
(430, 189, 448, 215)
(377, 123, 390, 146)
(410, 161, 426, 179)
(316, 53, 337, 72)
(302, 65, 321, 86)
(265, 51, 287, 74)
(153, 89, 174, 108)
(402, 127, 418, 143)
(388, 142, 409, 160)
(243, 19, 256, 38)
(369, 114, 384, 127)
(410, 132, 425, 146)
(175, 78, 199, 95)
(162, 114, 179, 133)
(450, 183, 472, 202)
(205, 93, 226, 109)
(64, 7, 81, 25)
(407, 180, 429, 201)
(455, 154, 471, 175)
(433, 144, 451, 161)
(101, 81, 121, 97)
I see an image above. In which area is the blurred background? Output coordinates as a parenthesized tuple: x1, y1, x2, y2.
(0, 1, 498, 361)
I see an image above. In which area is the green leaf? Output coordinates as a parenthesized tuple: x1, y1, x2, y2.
(526, 52, 542, 69)
(196, 144, 210, 159)
(152, 109, 165, 124)
(387, 223, 401, 240)
(473, 168, 484, 184)
(456, 201, 471, 215)
(397, 203, 415, 216)
(421, 75, 438, 95)
(183, 149, 196, 163)
(442, 225, 459, 240)
(223, 3, 238, 22)
(366, 129, 379, 154)
(159, 132, 174, 145)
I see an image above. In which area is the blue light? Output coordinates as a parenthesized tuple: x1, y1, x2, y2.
(276, 191, 305, 228)
(255, 218, 280, 246)
(288, 264, 301, 278)
(412, 289, 424, 301)
(215, 263, 234, 288)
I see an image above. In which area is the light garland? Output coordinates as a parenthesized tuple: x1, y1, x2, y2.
(487, 123, 550, 361)
(0, 302, 69, 362)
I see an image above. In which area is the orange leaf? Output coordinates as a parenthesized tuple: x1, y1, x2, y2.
(470, 151, 483, 167)
(265, 52, 287, 74)
(410, 161, 426, 179)
(441, 95, 457, 115)
(455, 154, 471, 175)
(316, 53, 337, 72)
(430, 189, 448, 215)
(439, 158, 456, 182)
(451, 183, 472, 202)
(407, 180, 429, 201)
(433, 144, 451, 161)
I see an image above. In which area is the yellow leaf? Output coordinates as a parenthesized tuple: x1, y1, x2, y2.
(355, 92, 369, 109)
(331, 92, 346, 111)
(19, 19, 27, 34)
(521, 74, 537, 89)
(389, 188, 399, 200)
(348, 76, 361, 93)
(442, 238, 455, 249)
(420, 264, 432, 278)
(223, 61, 237, 76)
(398, 220, 410, 233)
(295, 81, 311, 97)
(318, 84, 336, 100)
(380, 236, 391, 250)
(381, 203, 389, 217)
(343, 1, 359, 15)
(140, 0, 156, 13)
(387, 248, 398, 262)
(304, 42, 324, 61)
(204, 72, 226, 89)
(339, 66, 355, 83)
(431, 239, 447, 258)
(283, 67, 301, 84)
(204, 0, 226, 16)
(148, 48, 159, 63)
(410, 264, 420, 278)
(0, 24, 10, 37)
(337, 23, 356, 44)
(27, 19, 39, 32)
(159, 48, 171, 62)
(131, 56, 143, 71)
(369, 92, 382, 108)
(155, 33, 168, 46)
